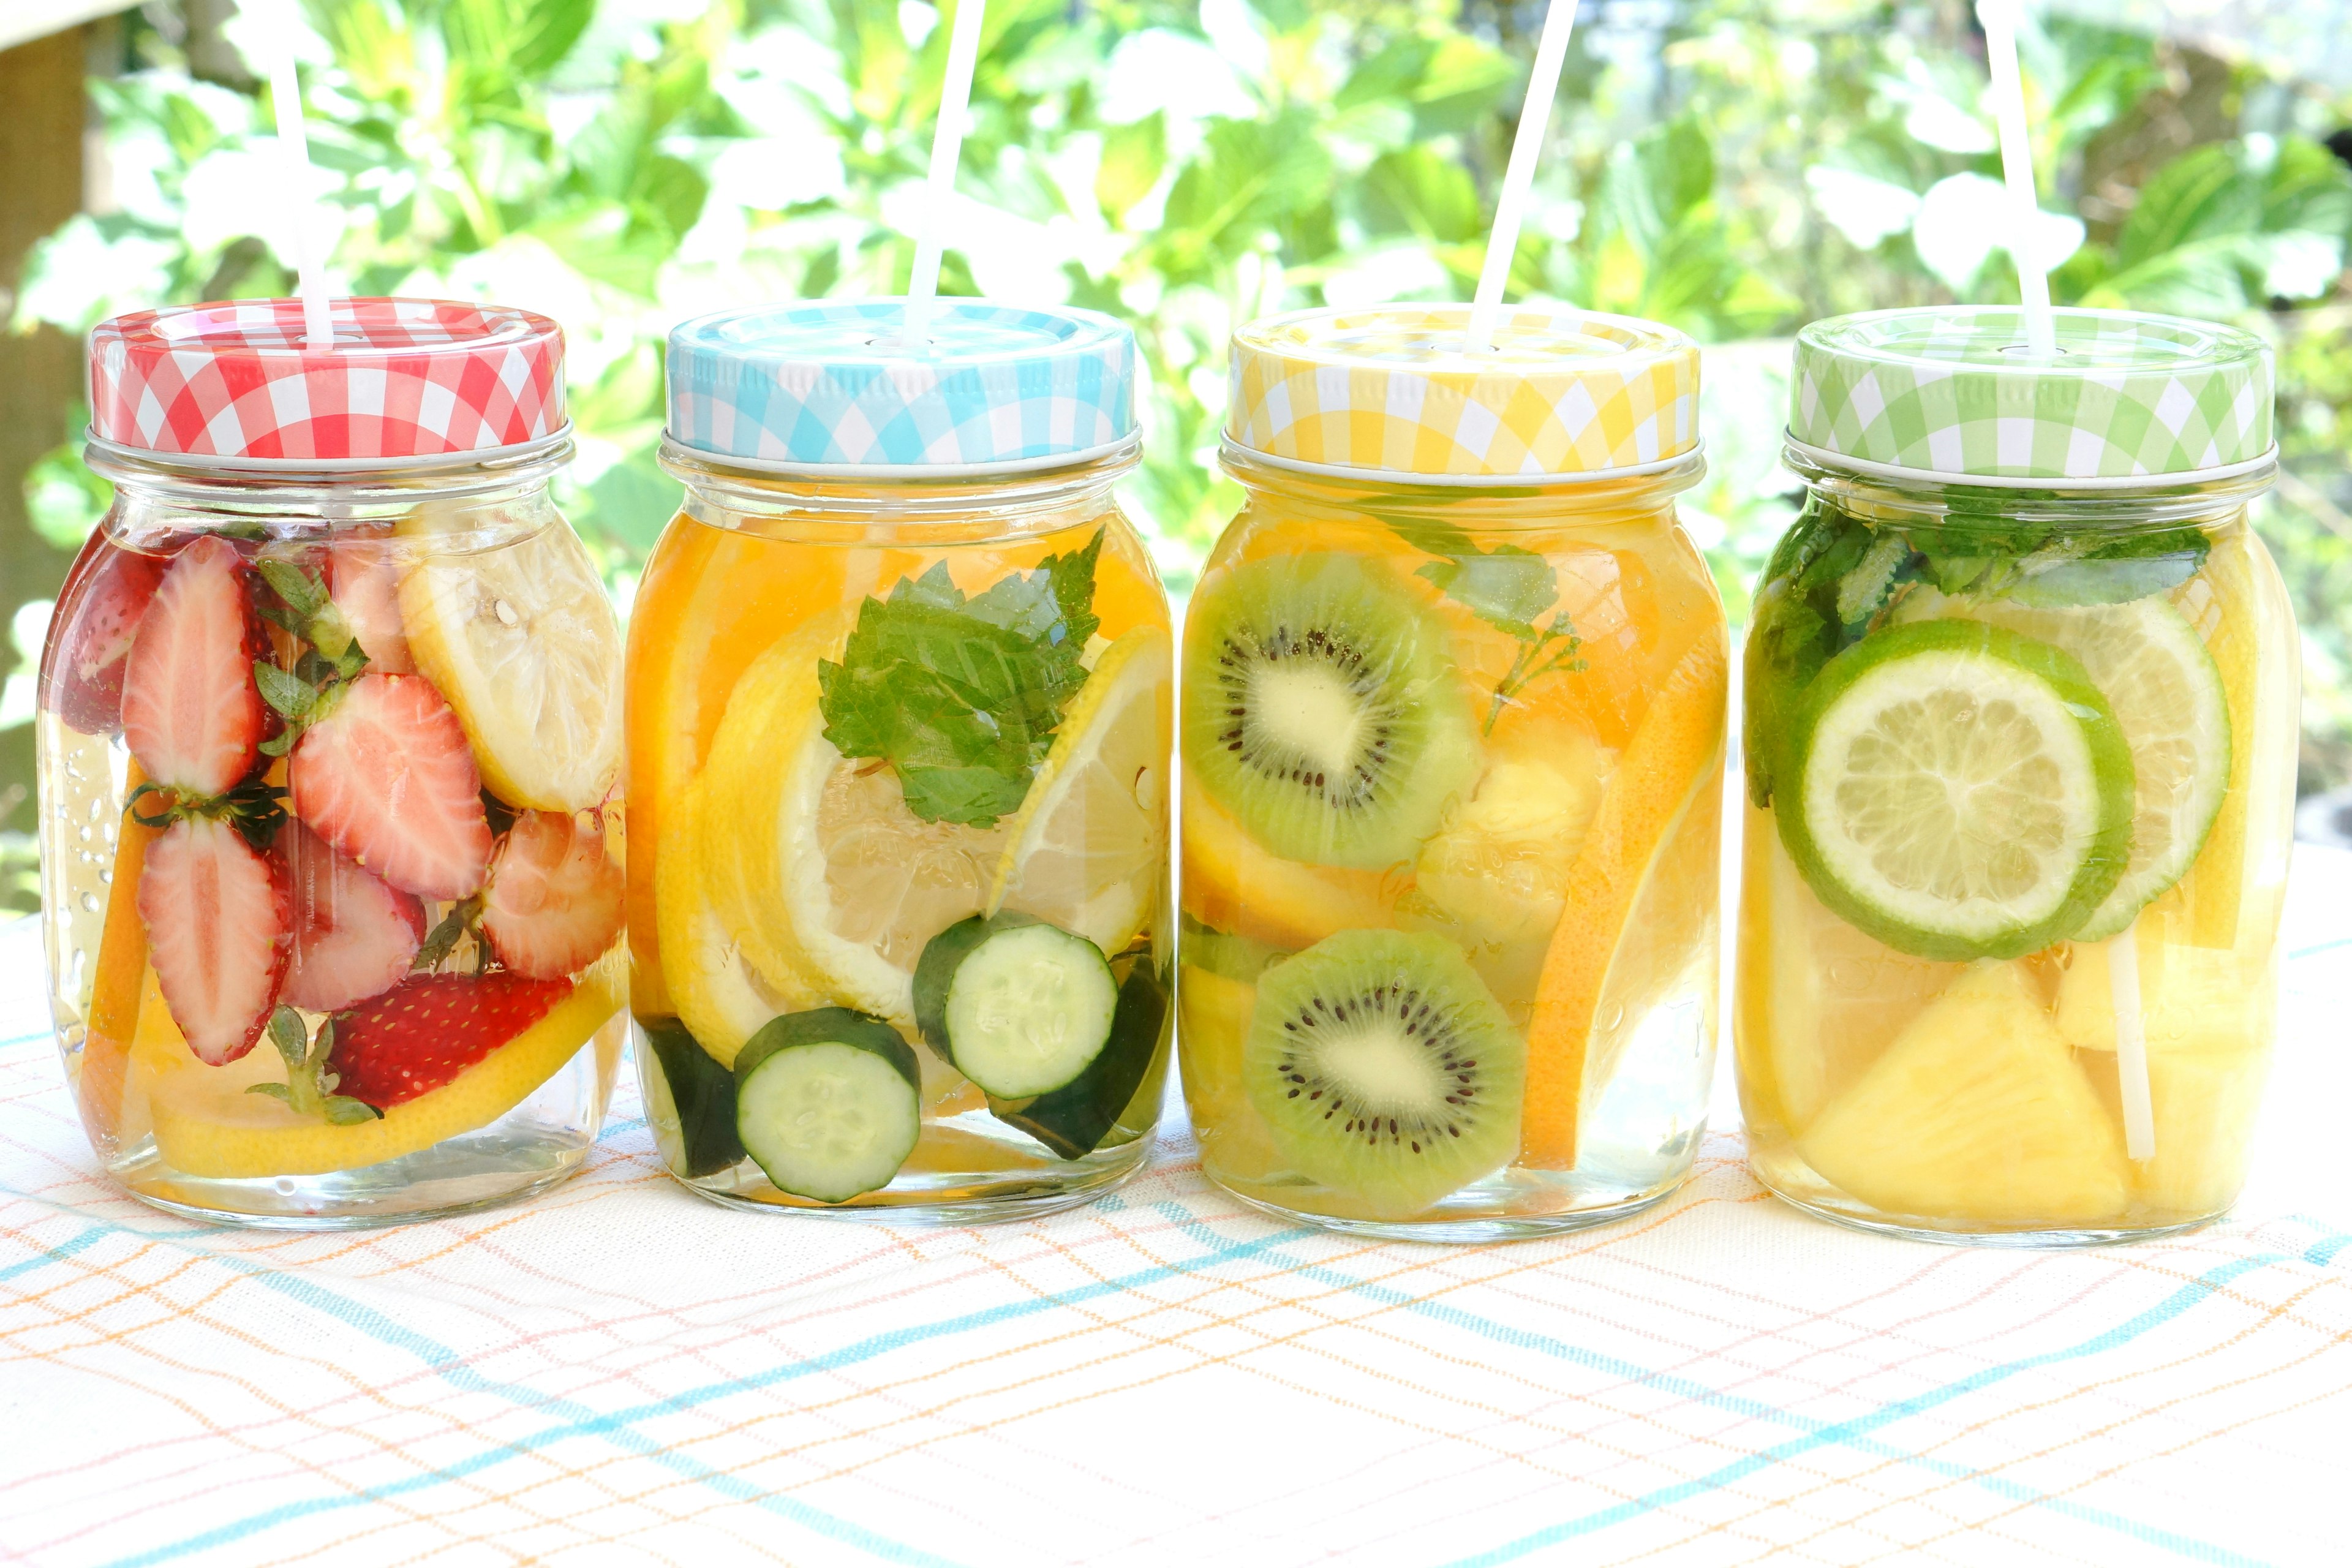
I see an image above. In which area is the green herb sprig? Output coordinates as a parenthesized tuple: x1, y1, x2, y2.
(1381, 516, 1585, 734)
(818, 530, 1104, 828)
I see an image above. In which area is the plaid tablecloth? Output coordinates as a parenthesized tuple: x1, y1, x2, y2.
(4, 849, 2348, 1567)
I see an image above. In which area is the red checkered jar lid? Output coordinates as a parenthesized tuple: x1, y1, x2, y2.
(88, 297, 566, 465)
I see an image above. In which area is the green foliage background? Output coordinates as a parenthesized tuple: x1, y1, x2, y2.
(6, 0, 2352, 909)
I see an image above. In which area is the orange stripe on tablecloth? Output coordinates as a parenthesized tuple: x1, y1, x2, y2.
(1592, 1269, 2352, 1567)
(0, 1235, 680, 1545)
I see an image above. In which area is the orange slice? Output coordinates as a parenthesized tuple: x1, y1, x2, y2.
(76, 766, 154, 1148)
(1180, 777, 1404, 950)
(1520, 634, 1727, 1169)
(144, 952, 624, 1179)
(624, 517, 847, 1009)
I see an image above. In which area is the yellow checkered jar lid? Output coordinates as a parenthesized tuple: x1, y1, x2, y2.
(1224, 304, 1699, 480)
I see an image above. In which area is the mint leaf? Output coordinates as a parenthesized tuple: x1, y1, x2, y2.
(2003, 526, 2210, 607)
(1379, 514, 1580, 731)
(819, 531, 1104, 827)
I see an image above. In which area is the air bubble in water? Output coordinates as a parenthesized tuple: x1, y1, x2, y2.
(79, 891, 101, 914)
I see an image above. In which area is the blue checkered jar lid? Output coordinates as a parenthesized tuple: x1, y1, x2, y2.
(1789, 307, 2274, 482)
(665, 300, 1137, 473)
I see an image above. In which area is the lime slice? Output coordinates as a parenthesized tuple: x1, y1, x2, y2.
(1894, 590, 2230, 940)
(1782, 619, 2135, 961)
(985, 624, 1171, 956)
(398, 511, 623, 812)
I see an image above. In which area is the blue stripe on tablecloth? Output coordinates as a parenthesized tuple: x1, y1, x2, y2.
(1145, 1204, 2312, 1567)
(66, 1216, 1303, 1568)
(1422, 1251, 2296, 1568)
(0, 1225, 104, 1282)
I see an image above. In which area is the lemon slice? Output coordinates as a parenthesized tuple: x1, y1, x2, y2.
(1894, 589, 2230, 941)
(698, 619, 1008, 1031)
(657, 773, 809, 1068)
(1784, 619, 2135, 960)
(985, 624, 1171, 956)
(397, 510, 623, 812)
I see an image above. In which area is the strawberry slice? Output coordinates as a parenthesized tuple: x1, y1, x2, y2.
(290, 672, 494, 900)
(327, 971, 573, 1109)
(138, 815, 292, 1065)
(326, 542, 413, 675)
(45, 532, 167, 736)
(281, 818, 428, 1014)
(121, 536, 267, 798)
(480, 809, 624, 979)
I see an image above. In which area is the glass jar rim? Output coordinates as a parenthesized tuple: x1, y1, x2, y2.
(84, 428, 574, 503)
(1782, 432, 2278, 494)
(1221, 437, 1706, 492)
(658, 430, 1140, 521)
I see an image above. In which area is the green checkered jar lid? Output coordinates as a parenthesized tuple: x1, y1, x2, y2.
(1788, 307, 2274, 483)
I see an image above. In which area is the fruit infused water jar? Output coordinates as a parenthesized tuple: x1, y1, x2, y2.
(631, 301, 1172, 1218)
(37, 299, 628, 1227)
(1181, 306, 1728, 1239)
(1740, 307, 2295, 1244)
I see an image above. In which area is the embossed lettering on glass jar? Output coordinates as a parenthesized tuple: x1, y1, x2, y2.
(38, 298, 626, 1228)
(1739, 306, 2294, 1245)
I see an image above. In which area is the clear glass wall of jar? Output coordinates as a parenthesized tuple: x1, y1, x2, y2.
(1739, 307, 2294, 1245)
(1182, 306, 1728, 1241)
(630, 302, 1172, 1219)
(39, 300, 626, 1227)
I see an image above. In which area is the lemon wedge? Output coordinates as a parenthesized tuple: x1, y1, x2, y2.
(657, 773, 808, 1068)
(985, 624, 1171, 956)
(397, 508, 623, 812)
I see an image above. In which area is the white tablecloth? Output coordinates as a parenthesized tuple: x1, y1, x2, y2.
(2, 848, 2347, 1567)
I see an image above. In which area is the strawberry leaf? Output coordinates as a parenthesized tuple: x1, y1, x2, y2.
(323, 1096, 383, 1124)
(255, 661, 317, 720)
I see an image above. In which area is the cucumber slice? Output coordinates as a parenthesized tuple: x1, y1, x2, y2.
(992, 959, 1170, 1159)
(913, 913, 1119, 1098)
(638, 1017, 745, 1178)
(1782, 619, 2135, 960)
(734, 1008, 921, 1203)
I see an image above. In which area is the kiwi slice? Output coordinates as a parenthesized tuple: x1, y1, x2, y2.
(1243, 927, 1524, 1217)
(1183, 553, 1478, 870)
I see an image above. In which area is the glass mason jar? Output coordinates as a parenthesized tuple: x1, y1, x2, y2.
(1180, 305, 1728, 1240)
(1739, 307, 2296, 1245)
(630, 300, 1174, 1219)
(37, 298, 627, 1227)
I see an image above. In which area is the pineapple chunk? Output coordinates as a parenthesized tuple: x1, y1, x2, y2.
(2079, 1045, 2271, 1217)
(1753, 812, 1959, 1131)
(2055, 932, 2272, 1057)
(1799, 961, 2128, 1227)
(1415, 730, 1610, 946)
(2140, 1049, 2269, 1216)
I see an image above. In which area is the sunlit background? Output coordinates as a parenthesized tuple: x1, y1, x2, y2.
(4, 0, 2350, 910)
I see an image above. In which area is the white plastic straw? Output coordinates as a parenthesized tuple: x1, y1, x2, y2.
(266, 39, 333, 350)
(2108, 921, 2156, 1161)
(903, 0, 988, 344)
(1978, 0, 2056, 356)
(1464, 0, 1580, 353)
